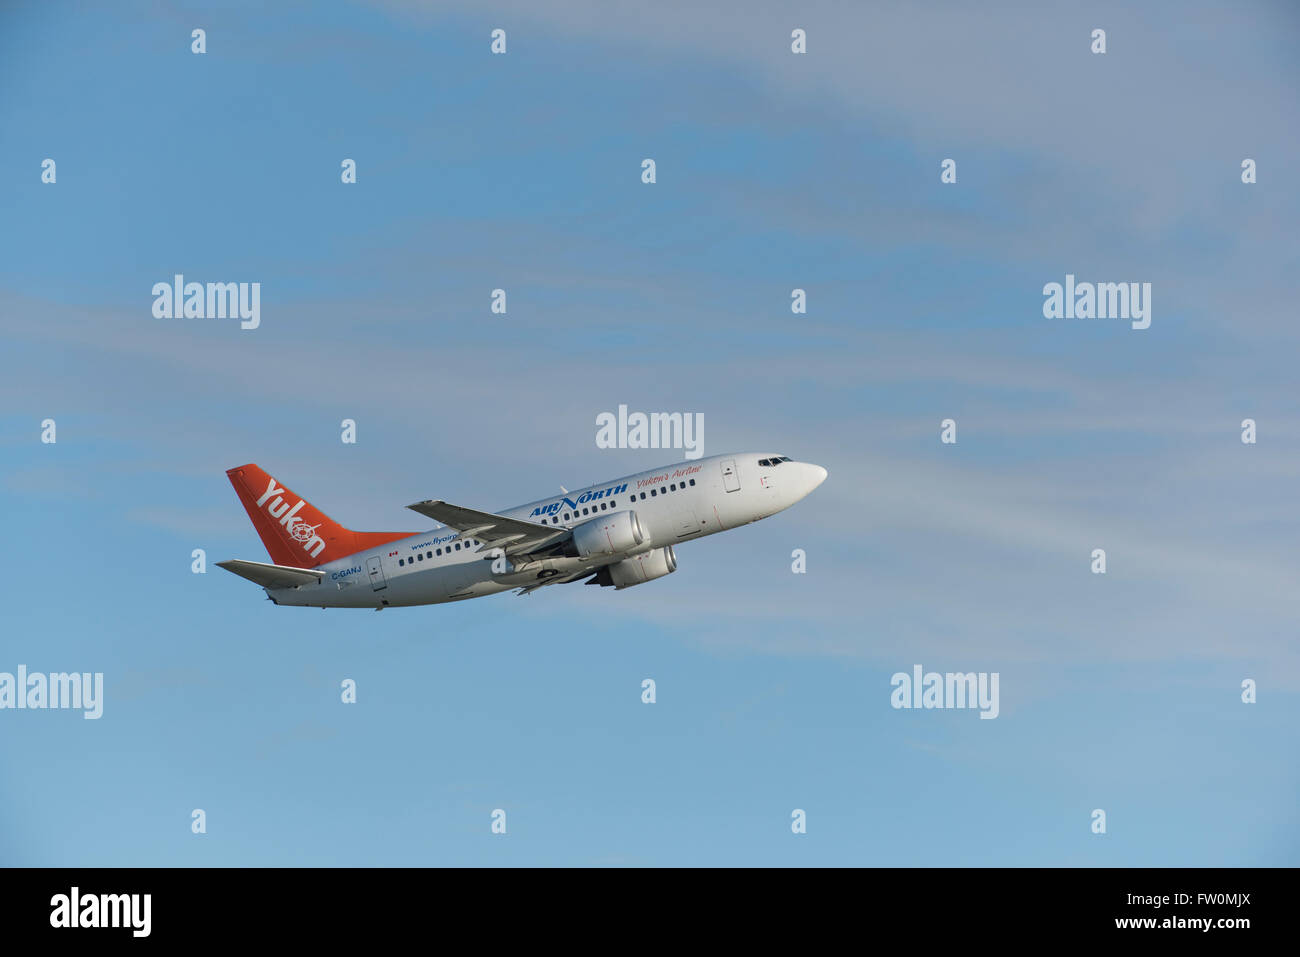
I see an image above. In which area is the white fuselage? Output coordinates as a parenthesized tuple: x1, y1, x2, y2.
(268, 452, 826, 608)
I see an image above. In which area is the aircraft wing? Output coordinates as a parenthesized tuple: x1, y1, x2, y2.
(406, 500, 567, 555)
(217, 559, 325, 589)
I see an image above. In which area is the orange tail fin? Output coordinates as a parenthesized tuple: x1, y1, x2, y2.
(226, 464, 412, 568)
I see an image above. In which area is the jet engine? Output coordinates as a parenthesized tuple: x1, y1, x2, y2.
(596, 545, 677, 589)
(572, 509, 645, 559)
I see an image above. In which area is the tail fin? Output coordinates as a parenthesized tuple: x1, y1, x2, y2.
(226, 464, 412, 568)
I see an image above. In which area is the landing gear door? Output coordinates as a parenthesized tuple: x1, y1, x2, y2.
(366, 555, 388, 591)
(721, 459, 740, 492)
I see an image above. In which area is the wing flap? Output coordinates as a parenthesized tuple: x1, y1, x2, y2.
(217, 559, 325, 589)
(514, 569, 590, 596)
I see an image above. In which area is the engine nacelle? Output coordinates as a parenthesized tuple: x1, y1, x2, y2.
(572, 510, 645, 559)
(608, 545, 677, 589)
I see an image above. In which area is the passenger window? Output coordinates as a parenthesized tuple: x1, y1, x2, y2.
(600, 502, 607, 510)
(610, 500, 616, 507)
(436, 548, 442, 556)
(641, 492, 647, 500)
(650, 489, 656, 496)
(454, 543, 460, 551)
(564, 513, 570, 521)
(689, 479, 695, 486)
(399, 559, 405, 566)
(417, 554, 423, 561)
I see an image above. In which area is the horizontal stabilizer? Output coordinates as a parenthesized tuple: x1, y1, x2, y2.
(217, 559, 325, 589)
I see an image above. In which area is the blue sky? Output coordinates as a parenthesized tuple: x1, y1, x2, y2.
(1, 0, 1297, 865)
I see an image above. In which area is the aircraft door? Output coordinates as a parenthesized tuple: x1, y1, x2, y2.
(720, 459, 740, 492)
(366, 555, 388, 591)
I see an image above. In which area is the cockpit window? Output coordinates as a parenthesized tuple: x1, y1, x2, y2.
(758, 458, 771, 466)
(779, 456, 792, 462)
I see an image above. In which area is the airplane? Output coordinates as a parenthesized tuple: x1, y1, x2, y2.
(217, 453, 828, 609)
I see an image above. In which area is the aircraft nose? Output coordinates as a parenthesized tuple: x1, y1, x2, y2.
(791, 462, 827, 500)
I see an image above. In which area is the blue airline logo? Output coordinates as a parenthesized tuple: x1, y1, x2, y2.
(530, 483, 628, 518)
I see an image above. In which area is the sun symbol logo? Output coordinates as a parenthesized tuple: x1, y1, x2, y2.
(287, 518, 320, 544)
